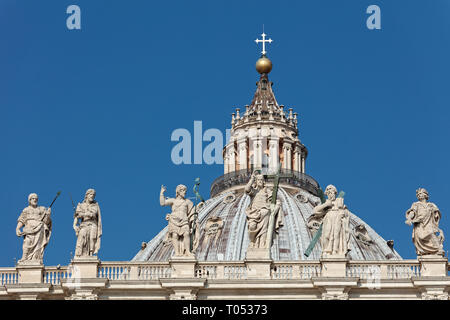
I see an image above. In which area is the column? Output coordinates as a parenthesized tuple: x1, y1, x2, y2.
(253, 138, 262, 169)
(301, 153, 305, 173)
(223, 153, 229, 174)
(268, 138, 279, 173)
(238, 139, 248, 172)
(293, 145, 300, 172)
(282, 142, 292, 170)
(228, 144, 236, 173)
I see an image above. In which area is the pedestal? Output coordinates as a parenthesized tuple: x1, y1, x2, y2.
(71, 256, 100, 278)
(16, 261, 44, 284)
(246, 248, 271, 260)
(418, 255, 448, 277)
(169, 255, 197, 278)
(9, 261, 51, 299)
(245, 248, 272, 279)
(320, 256, 348, 278)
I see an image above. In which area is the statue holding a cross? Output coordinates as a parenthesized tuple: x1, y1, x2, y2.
(244, 167, 287, 253)
(312, 184, 351, 258)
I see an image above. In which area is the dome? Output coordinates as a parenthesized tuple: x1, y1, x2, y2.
(133, 185, 401, 262)
(133, 46, 402, 263)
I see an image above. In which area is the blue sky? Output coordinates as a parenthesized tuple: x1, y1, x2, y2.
(1, 0, 449, 266)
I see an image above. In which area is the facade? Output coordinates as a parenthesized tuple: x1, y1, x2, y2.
(1, 38, 449, 300)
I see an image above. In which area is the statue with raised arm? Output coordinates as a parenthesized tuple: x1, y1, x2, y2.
(313, 185, 350, 258)
(16, 193, 52, 264)
(244, 170, 282, 249)
(73, 189, 102, 258)
(405, 188, 444, 256)
(160, 184, 196, 257)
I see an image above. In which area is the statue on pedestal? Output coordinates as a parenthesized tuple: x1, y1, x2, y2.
(405, 188, 444, 256)
(16, 193, 52, 264)
(313, 185, 350, 258)
(73, 189, 102, 258)
(244, 170, 282, 249)
(160, 184, 196, 257)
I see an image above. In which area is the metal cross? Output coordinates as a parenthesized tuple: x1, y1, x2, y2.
(264, 163, 293, 206)
(255, 32, 273, 56)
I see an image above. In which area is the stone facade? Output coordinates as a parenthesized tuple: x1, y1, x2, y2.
(0, 257, 448, 300)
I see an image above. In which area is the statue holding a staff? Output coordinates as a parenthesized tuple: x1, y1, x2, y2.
(16, 192, 59, 264)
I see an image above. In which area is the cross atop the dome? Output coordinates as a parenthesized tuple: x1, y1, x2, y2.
(255, 31, 273, 56)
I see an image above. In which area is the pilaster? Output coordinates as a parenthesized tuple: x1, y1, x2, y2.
(160, 278, 206, 300)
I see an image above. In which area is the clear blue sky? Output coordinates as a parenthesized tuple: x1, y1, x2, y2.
(1, 0, 449, 266)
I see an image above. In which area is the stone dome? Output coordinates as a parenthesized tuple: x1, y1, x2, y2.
(133, 50, 402, 263)
(133, 184, 401, 262)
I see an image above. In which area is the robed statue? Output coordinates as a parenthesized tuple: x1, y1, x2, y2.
(313, 185, 350, 258)
(244, 170, 282, 249)
(160, 184, 197, 257)
(16, 193, 52, 264)
(405, 188, 444, 256)
(73, 189, 102, 257)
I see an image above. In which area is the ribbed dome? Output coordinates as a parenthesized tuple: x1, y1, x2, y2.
(133, 186, 401, 262)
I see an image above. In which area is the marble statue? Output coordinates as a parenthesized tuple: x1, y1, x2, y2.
(202, 216, 224, 247)
(405, 188, 444, 256)
(16, 193, 52, 264)
(73, 189, 102, 257)
(244, 170, 282, 249)
(313, 185, 350, 258)
(160, 184, 197, 257)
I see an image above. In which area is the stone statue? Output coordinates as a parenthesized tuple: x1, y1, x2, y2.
(354, 224, 373, 246)
(202, 216, 224, 247)
(16, 193, 52, 264)
(244, 170, 282, 249)
(405, 188, 444, 256)
(160, 184, 196, 257)
(73, 189, 102, 258)
(313, 185, 350, 258)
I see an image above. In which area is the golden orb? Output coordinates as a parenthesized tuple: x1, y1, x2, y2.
(256, 56, 272, 74)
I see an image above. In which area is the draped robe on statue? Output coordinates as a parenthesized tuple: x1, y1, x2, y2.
(406, 201, 444, 256)
(18, 206, 52, 262)
(245, 186, 283, 248)
(75, 201, 102, 257)
(315, 198, 350, 257)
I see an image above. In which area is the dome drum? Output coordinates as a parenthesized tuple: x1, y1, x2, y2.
(210, 168, 320, 198)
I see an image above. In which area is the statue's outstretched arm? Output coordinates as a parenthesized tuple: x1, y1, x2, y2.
(160, 185, 174, 207)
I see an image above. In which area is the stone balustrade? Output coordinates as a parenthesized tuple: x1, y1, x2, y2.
(43, 266, 71, 285)
(0, 257, 448, 300)
(98, 261, 173, 280)
(0, 268, 19, 285)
